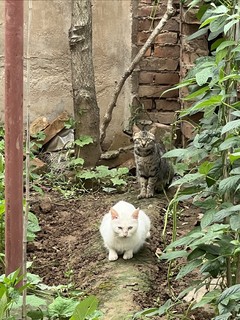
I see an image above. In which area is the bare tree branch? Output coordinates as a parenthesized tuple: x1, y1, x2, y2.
(100, 0, 175, 146)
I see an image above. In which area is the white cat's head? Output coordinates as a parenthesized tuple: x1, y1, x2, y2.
(110, 207, 139, 238)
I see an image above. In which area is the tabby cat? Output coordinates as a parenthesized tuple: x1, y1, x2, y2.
(100, 200, 151, 261)
(132, 124, 174, 199)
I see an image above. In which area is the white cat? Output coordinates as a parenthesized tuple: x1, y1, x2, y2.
(100, 200, 151, 261)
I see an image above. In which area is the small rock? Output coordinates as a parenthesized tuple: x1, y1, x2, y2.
(30, 158, 48, 174)
(39, 196, 52, 213)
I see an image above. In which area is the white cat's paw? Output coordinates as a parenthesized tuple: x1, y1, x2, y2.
(123, 250, 133, 260)
(108, 250, 118, 261)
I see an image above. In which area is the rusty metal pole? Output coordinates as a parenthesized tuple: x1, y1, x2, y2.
(5, 0, 24, 275)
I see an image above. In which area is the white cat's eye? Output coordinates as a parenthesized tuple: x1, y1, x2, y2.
(128, 226, 133, 230)
(118, 226, 123, 230)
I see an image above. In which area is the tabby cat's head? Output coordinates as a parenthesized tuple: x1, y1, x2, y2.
(132, 124, 156, 152)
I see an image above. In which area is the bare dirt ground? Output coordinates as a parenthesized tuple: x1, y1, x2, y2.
(28, 181, 213, 320)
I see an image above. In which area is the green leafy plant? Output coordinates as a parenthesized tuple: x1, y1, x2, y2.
(138, 1, 240, 319)
(77, 165, 129, 192)
(0, 270, 102, 320)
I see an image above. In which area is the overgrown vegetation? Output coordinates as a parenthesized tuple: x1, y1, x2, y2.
(135, 0, 240, 319)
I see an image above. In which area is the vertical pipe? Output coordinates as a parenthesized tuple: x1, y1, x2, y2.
(4, 0, 24, 275)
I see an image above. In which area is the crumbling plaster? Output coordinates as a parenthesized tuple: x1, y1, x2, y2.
(0, 0, 133, 147)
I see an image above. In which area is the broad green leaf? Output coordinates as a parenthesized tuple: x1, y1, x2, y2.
(170, 173, 204, 187)
(209, 15, 227, 33)
(224, 19, 238, 35)
(176, 259, 202, 280)
(217, 284, 240, 303)
(196, 68, 212, 86)
(214, 313, 232, 320)
(159, 250, 188, 261)
(167, 235, 196, 249)
(27, 309, 44, 320)
(117, 167, 129, 175)
(194, 198, 217, 210)
(219, 136, 240, 151)
(211, 38, 225, 51)
(211, 5, 228, 14)
(200, 14, 225, 29)
(77, 171, 96, 179)
(201, 209, 215, 229)
(200, 259, 220, 274)
(0, 292, 8, 319)
(199, 161, 214, 175)
(187, 27, 208, 41)
(230, 167, 240, 175)
(221, 119, 240, 135)
(212, 205, 240, 223)
(162, 148, 187, 158)
(231, 110, 240, 117)
(216, 40, 236, 52)
(75, 136, 93, 147)
(161, 79, 196, 96)
(184, 86, 209, 100)
(70, 158, 84, 167)
(48, 296, 79, 317)
(187, 248, 205, 261)
(70, 296, 99, 320)
(229, 151, 240, 164)
(219, 175, 240, 193)
(182, 95, 223, 116)
(230, 214, 240, 231)
(110, 178, 126, 186)
(192, 289, 221, 309)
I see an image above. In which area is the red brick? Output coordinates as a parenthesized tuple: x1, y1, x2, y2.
(182, 8, 200, 24)
(181, 122, 196, 139)
(137, 31, 150, 45)
(154, 45, 180, 59)
(139, 85, 179, 98)
(155, 99, 180, 111)
(139, 71, 179, 85)
(138, 18, 153, 32)
(150, 111, 176, 124)
(138, 5, 166, 18)
(140, 99, 153, 110)
(154, 18, 180, 32)
(182, 23, 199, 36)
(155, 32, 178, 45)
(140, 58, 179, 71)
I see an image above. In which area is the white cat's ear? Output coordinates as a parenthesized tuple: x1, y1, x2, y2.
(132, 124, 140, 134)
(110, 207, 119, 220)
(132, 208, 139, 219)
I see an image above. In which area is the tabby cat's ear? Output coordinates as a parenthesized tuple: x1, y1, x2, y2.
(132, 208, 139, 219)
(149, 125, 156, 135)
(110, 207, 119, 219)
(132, 124, 140, 134)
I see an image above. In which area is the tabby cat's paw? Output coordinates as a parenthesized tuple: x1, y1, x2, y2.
(146, 192, 154, 198)
(137, 193, 146, 199)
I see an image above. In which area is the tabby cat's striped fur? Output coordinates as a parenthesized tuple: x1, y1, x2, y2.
(133, 124, 174, 199)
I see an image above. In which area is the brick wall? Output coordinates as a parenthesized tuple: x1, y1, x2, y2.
(133, 0, 181, 126)
(132, 0, 209, 141)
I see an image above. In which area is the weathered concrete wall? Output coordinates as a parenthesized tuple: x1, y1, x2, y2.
(0, 0, 133, 147)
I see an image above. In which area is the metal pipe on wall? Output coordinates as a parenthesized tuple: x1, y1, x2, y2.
(4, 0, 24, 275)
